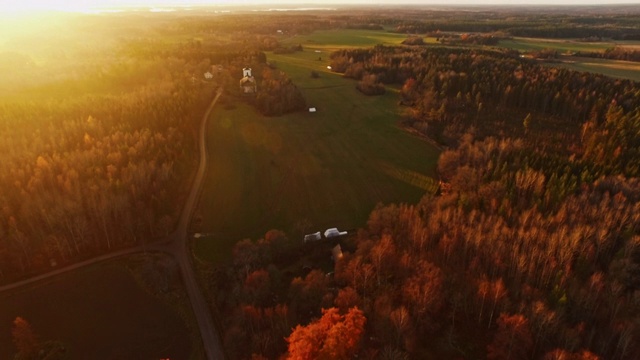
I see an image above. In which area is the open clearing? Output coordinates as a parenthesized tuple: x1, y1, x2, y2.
(283, 29, 406, 50)
(499, 37, 615, 53)
(195, 31, 440, 263)
(0, 258, 192, 359)
(499, 37, 640, 82)
(280, 28, 438, 52)
(552, 57, 640, 82)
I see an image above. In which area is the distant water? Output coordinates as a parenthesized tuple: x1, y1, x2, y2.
(82, 6, 337, 15)
(252, 8, 337, 11)
(149, 8, 177, 12)
(83, 8, 177, 14)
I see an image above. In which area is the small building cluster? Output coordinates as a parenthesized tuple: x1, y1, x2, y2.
(303, 227, 347, 271)
(303, 227, 348, 243)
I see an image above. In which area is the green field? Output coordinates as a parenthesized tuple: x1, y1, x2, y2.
(194, 32, 440, 263)
(0, 258, 194, 359)
(501, 37, 640, 54)
(499, 37, 616, 53)
(281, 28, 438, 52)
(498, 37, 640, 82)
(552, 57, 640, 82)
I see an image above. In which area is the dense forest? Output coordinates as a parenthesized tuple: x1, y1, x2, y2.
(576, 48, 640, 63)
(330, 45, 640, 179)
(208, 23, 640, 360)
(388, 8, 640, 40)
(212, 172, 639, 359)
(0, 14, 304, 282)
(0, 54, 212, 280)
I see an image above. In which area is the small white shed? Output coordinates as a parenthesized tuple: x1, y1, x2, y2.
(304, 231, 322, 243)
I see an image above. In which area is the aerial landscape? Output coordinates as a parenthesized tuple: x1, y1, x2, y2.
(0, 1, 639, 359)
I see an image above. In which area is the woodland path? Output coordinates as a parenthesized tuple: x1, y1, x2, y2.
(0, 87, 226, 359)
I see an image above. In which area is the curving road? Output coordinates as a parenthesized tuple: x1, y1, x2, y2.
(167, 86, 225, 360)
(0, 87, 226, 359)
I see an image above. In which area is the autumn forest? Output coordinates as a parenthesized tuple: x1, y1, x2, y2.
(1, 4, 640, 360)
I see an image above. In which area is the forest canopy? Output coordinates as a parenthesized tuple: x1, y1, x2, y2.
(1, 7, 639, 359)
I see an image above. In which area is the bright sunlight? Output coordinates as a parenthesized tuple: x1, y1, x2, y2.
(0, 0, 92, 13)
(0, 0, 258, 15)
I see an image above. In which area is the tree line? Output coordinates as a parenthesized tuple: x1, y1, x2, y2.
(210, 139, 640, 359)
(392, 11, 640, 40)
(0, 77, 213, 280)
(577, 48, 640, 63)
(330, 45, 640, 181)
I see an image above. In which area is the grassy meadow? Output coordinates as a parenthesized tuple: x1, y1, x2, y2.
(499, 37, 615, 53)
(281, 29, 408, 51)
(0, 257, 195, 359)
(499, 37, 640, 81)
(194, 31, 440, 263)
(278, 28, 440, 53)
(552, 57, 640, 82)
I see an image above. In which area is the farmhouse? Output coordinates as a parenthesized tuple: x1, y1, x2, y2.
(324, 228, 347, 238)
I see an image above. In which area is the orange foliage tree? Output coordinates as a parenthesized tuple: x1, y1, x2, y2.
(487, 313, 534, 360)
(286, 307, 366, 360)
(12, 317, 38, 359)
(543, 349, 601, 360)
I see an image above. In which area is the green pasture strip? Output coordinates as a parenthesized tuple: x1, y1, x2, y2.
(551, 57, 640, 82)
(497, 37, 640, 82)
(499, 37, 615, 53)
(195, 48, 440, 263)
(281, 29, 410, 51)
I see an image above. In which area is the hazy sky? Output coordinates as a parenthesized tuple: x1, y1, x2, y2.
(0, 0, 638, 13)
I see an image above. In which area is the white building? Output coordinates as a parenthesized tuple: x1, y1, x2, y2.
(304, 231, 322, 243)
(324, 228, 347, 238)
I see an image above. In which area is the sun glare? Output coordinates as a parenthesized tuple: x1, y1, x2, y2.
(0, 1, 93, 45)
(0, 0, 94, 14)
